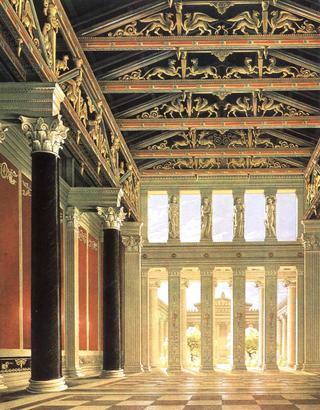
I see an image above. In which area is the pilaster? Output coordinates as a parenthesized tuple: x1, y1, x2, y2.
(64, 206, 83, 378)
(167, 269, 182, 372)
(231, 267, 247, 371)
(256, 281, 265, 369)
(281, 314, 288, 364)
(263, 265, 279, 371)
(122, 222, 144, 373)
(200, 271, 215, 372)
(180, 279, 189, 368)
(285, 279, 296, 368)
(295, 267, 304, 370)
(149, 279, 161, 368)
(302, 220, 320, 372)
(141, 269, 151, 371)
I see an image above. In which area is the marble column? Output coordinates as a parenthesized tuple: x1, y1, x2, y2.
(256, 281, 265, 369)
(20, 115, 68, 393)
(141, 269, 150, 371)
(159, 318, 165, 359)
(231, 267, 247, 371)
(263, 265, 279, 371)
(302, 221, 320, 372)
(286, 280, 296, 368)
(122, 222, 143, 373)
(149, 280, 160, 367)
(181, 279, 189, 368)
(200, 271, 215, 371)
(64, 207, 83, 378)
(168, 270, 182, 371)
(97, 206, 126, 378)
(295, 267, 304, 370)
(281, 314, 287, 364)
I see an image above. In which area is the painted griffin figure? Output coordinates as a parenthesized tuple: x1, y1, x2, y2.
(269, 11, 303, 34)
(227, 11, 261, 34)
(183, 12, 218, 35)
(139, 13, 175, 36)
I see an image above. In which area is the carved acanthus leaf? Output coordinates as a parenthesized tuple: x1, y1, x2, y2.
(122, 235, 143, 252)
(301, 233, 320, 251)
(0, 162, 18, 185)
(97, 206, 126, 230)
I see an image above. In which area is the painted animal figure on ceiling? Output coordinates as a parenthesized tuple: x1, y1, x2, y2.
(225, 58, 258, 79)
(194, 97, 219, 117)
(144, 59, 181, 79)
(227, 11, 261, 34)
(263, 57, 299, 77)
(197, 131, 216, 148)
(269, 11, 303, 34)
(187, 58, 220, 79)
(140, 13, 175, 35)
(161, 95, 186, 118)
(183, 12, 218, 35)
(225, 97, 252, 117)
(258, 96, 285, 116)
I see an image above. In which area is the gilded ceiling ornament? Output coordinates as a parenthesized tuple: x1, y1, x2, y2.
(258, 95, 285, 116)
(161, 94, 186, 118)
(253, 132, 274, 148)
(19, 115, 69, 156)
(144, 59, 181, 80)
(227, 158, 246, 169)
(187, 58, 220, 79)
(227, 11, 261, 35)
(296, 68, 319, 78)
(224, 57, 258, 79)
(211, 50, 233, 62)
(55, 55, 69, 76)
(110, 132, 121, 172)
(269, 11, 306, 34)
(224, 96, 252, 117)
(211, 1, 232, 15)
(0, 162, 18, 185)
(194, 97, 219, 117)
(147, 140, 170, 150)
(275, 140, 299, 148)
(42, 0, 59, 71)
(199, 158, 221, 169)
(263, 57, 299, 77)
(21, 0, 36, 39)
(119, 69, 143, 80)
(138, 106, 162, 119)
(139, 13, 175, 36)
(283, 107, 310, 117)
(183, 12, 218, 35)
(108, 22, 139, 37)
(97, 206, 126, 230)
(228, 131, 247, 148)
(0, 123, 8, 144)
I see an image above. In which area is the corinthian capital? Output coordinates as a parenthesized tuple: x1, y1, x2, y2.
(97, 206, 126, 230)
(0, 123, 8, 144)
(301, 233, 320, 251)
(20, 115, 69, 156)
(122, 235, 143, 252)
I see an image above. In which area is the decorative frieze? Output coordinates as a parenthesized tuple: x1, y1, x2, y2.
(97, 206, 126, 230)
(20, 115, 69, 156)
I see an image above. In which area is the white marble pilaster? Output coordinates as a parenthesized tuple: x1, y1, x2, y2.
(168, 270, 182, 371)
(256, 281, 265, 369)
(181, 279, 189, 368)
(149, 280, 161, 368)
(263, 265, 279, 371)
(141, 269, 150, 371)
(295, 267, 304, 370)
(200, 271, 215, 371)
(277, 318, 282, 363)
(231, 267, 247, 371)
(285, 279, 296, 368)
(64, 206, 83, 378)
(122, 222, 144, 373)
(302, 221, 320, 372)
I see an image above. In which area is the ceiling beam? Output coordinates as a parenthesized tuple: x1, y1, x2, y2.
(78, 1, 167, 36)
(140, 168, 305, 176)
(131, 147, 313, 159)
(264, 92, 319, 114)
(277, 0, 320, 23)
(305, 137, 320, 179)
(118, 116, 320, 131)
(269, 50, 320, 74)
(101, 78, 320, 94)
(79, 34, 320, 52)
(267, 130, 315, 147)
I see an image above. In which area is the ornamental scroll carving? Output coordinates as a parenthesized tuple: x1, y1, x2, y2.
(0, 123, 8, 144)
(97, 206, 126, 230)
(66, 207, 82, 230)
(122, 235, 143, 252)
(20, 115, 69, 156)
(0, 162, 18, 185)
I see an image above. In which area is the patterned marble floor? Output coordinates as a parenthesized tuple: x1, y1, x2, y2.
(1, 369, 320, 410)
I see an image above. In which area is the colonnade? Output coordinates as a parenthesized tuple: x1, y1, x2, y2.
(143, 266, 306, 372)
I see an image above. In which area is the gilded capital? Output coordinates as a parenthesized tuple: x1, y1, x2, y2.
(0, 123, 8, 144)
(232, 267, 246, 277)
(20, 115, 69, 156)
(65, 207, 82, 230)
(97, 206, 126, 230)
(265, 265, 278, 277)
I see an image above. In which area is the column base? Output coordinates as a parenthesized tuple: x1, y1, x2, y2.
(27, 377, 68, 394)
(302, 364, 320, 373)
(262, 364, 279, 372)
(124, 364, 144, 373)
(64, 367, 85, 379)
(167, 366, 183, 373)
(0, 375, 8, 391)
(231, 366, 247, 372)
(294, 364, 303, 371)
(200, 367, 215, 373)
(143, 365, 151, 372)
(100, 369, 124, 378)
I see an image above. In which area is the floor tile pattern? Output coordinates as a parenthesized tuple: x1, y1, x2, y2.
(1, 370, 320, 410)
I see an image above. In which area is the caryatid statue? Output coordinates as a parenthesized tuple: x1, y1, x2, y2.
(233, 197, 244, 239)
(201, 197, 212, 239)
(168, 194, 179, 239)
(265, 195, 276, 238)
